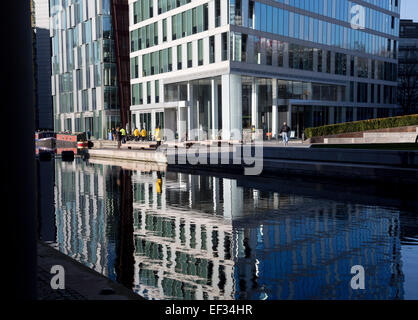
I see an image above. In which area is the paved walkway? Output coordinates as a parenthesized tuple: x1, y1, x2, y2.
(37, 242, 143, 300)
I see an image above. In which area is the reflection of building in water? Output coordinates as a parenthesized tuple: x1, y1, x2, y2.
(54, 158, 122, 279)
(53, 158, 409, 300)
(132, 171, 244, 300)
(131, 171, 406, 300)
(232, 202, 405, 300)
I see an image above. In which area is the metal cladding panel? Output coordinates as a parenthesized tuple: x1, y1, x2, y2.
(111, 0, 131, 128)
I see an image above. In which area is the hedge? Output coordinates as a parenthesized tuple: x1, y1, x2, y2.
(304, 114, 418, 139)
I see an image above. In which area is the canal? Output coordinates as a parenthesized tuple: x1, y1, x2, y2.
(37, 157, 418, 300)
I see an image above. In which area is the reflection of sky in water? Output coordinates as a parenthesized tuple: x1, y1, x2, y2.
(40, 158, 418, 300)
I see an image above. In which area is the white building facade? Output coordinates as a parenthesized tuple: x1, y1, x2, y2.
(129, 0, 400, 140)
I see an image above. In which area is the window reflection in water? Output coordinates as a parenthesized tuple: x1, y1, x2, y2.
(49, 158, 418, 300)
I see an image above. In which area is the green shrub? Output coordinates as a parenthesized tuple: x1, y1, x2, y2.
(305, 114, 418, 139)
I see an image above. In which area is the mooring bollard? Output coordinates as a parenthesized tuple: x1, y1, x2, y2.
(61, 150, 75, 161)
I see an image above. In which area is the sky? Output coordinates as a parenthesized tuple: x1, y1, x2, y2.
(400, 0, 418, 21)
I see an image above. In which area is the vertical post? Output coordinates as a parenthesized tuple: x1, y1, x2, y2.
(211, 78, 218, 140)
(5, 0, 37, 299)
(251, 77, 258, 129)
(222, 74, 242, 140)
(187, 81, 194, 140)
(272, 79, 278, 139)
(287, 104, 292, 128)
(329, 107, 335, 125)
(196, 100, 200, 141)
(177, 106, 186, 142)
(341, 107, 347, 123)
(221, 74, 230, 140)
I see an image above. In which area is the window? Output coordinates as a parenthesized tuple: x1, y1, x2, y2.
(154, 22, 158, 45)
(187, 42, 192, 67)
(318, 50, 323, 72)
(132, 83, 139, 105)
(253, 35, 260, 64)
(215, 0, 221, 27)
(198, 39, 203, 66)
(335, 53, 347, 75)
(155, 80, 160, 103)
(168, 47, 172, 71)
(177, 44, 182, 69)
(266, 39, 272, 65)
(241, 34, 247, 63)
(209, 36, 215, 63)
(192, 7, 197, 34)
(147, 81, 151, 104)
(163, 19, 167, 41)
(131, 56, 138, 79)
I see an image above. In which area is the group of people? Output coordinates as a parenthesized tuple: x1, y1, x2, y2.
(108, 125, 163, 149)
(133, 127, 148, 141)
(109, 127, 127, 149)
(109, 122, 290, 148)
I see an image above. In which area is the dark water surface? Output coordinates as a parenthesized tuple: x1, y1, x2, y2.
(37, 157, 418, 300)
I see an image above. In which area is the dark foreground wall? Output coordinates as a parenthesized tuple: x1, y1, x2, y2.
(3, 2, 37, 299)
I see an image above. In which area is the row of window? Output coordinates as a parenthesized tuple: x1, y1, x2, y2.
(130, 3, 209, 53)
(234, 1, 398, 59)
(132, 80, 160, 105)
(54, 85, 119, 115)
(350, 82, 397, 104)
(56, 61, 116, 93)
(231, 32, 397, 81)
(51, 15, 113, 76)
(240, 0, 399, 36)
(133, 0, 192, 24)
(131, 32, 228, 79)
(131, 76, 397, 107)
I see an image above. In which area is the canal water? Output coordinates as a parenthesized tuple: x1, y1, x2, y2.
(37, 157, 418, 300)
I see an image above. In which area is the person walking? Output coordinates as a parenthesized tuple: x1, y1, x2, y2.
(155, 126, 162, 147)
(133, 127, 140, 141)
(116, 127, 122, 149)
(112, 127, 116, 141)
(120, 126, 126, 143)
(140, 128, 147, 141)
(280, 122, 291, 147)
(251, 125, 256, 143)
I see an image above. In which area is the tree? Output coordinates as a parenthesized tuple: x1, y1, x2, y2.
(398, 47, 418, 115)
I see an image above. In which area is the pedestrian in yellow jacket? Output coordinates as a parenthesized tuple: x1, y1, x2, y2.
(155, 126, 162, 147)
(133, 128, 140, 141)
(140, 128, 147, 141)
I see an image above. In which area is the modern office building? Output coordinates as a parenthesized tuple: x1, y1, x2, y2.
(398, 19, 418, 115)
(129, 0, 400, 140)
(50, 0, 130, 139)
(32, 0, 54, 130)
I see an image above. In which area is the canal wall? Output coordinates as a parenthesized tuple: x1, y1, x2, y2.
(87, 148, 167, 163)
(86, 147, 418, 185)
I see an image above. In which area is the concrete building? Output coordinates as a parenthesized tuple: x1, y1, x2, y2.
(49, 0, 130, 139)
(398, 19, 418, 115)
(129, 0, 400, 140)
(32, 0, 53, 130)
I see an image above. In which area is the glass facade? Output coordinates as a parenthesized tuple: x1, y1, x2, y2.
(50, 0, 120, 139)
(129, 0, 400, 140)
